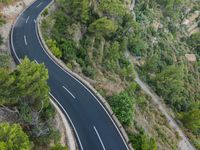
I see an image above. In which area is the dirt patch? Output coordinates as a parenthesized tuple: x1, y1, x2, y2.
(95, 80, 124, 96)
(185, 54, 196, 62)
(1, 1, 24, 19)
(134, 100, 180, 150)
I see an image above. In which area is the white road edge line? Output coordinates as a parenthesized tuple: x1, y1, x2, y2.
(26, 16, 30, 24)
(49, 92, 84, 150)
(62, 86, 76, 99)
(24, 35, 27, 46)
(93, 126, 106, 150)
(35, 20, 129, 150)
(36, 2, 42, 8)
(11, 25, 21, 63)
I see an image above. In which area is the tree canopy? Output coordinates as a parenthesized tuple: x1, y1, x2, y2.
(0, 58, 57, 147)
(14, 57, 50, 110)
(0, 123, 31, 150)
(98, 0, 126, 18)
(46, 39, 62, 58)
(88, 17, 118, 36)
(152, 65, 185, 110)
(71, 0, 90, 23)
(0, 68, 16, 105)
(129, 130, 157, 150)
(180, 109, 200, 133)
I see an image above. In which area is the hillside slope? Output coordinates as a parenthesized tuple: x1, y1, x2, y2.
(41, 0, 200, 149)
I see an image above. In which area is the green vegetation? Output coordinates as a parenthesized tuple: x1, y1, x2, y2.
(0, 58, 68, 149)
(109, 90, 135, 126)
(88, 17, 118, 35)
(188, 32, 200, 53)
(46, 39, 62, 58)
(98, 0, 126, 18)
(0, 15, 6, 26)
(0, 15, 9, 68)
(180, 109, 200, 133)
(0, 123, 31, 150)
(50, 144, 68, 150)
(42, 8, 49, 17)
(0, 15, 5, 49)
(71, 0, 90, 23)
(0, 53, 10, 68)
(0, 35, 3, 45)
(41, 0, 136, 82)
(152, 65, 185, 110)
(0, 58, 49, 107)
(0, 0, 13, 4)
(129, 130, 157, 150)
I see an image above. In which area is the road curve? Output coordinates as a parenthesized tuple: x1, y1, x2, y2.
(10, 0, 129, 149)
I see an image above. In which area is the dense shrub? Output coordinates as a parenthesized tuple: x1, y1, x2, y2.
(0, 123, 31, 150)
(129, 130, 157, 150)
(109, 91, 135, 126)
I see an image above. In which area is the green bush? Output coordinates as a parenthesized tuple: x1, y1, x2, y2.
(152, 65, 186, 111)
(0, 34, 3, 45)
(128, 36, 148, 56)
(60, 40, 76, 61)
(109, 91, 135, 126)
(71, 0, 90, 23)
(0, 52, 10, 68)
(82, 65, 96, 78)
(42, 9, 49, 16)
(98, 0, 126, 18)
(188, 32, 200, 52)
(129, 130, 157, 150)
(180, 109, 200, 133)
(50, 144, 68, 150)
(0, 0, 13, 4)
(46, 39, 62, 58)
(88, 17, 118, 36)
(0, 123, 31, 150)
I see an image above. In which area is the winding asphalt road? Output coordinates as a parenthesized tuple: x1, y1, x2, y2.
(10, 0, 129, 150)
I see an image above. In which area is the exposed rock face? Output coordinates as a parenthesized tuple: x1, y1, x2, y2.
(185, 54, 196, 62)
(182, 10, 200, 35)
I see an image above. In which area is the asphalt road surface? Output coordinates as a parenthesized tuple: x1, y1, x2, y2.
(10, 0, 129, 149)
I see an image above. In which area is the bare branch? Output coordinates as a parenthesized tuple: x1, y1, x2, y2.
(0, 105, 19, 114)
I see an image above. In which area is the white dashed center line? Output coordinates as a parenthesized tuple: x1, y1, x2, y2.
(36, 2, 42, 8)
(25, 16, 30, 23)
(93, 126, 106, 150)
(62, 86, 76, 99)
(24, 35, 27, 46)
